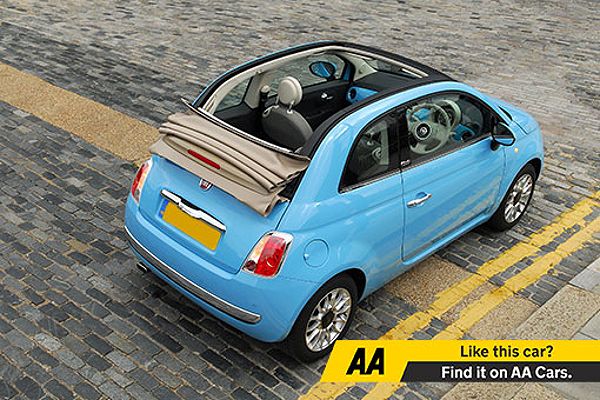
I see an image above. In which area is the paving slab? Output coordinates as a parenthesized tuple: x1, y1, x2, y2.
(571, 332, 594, 340)
(511, 383, 566, 400)
(570, 257, 600, 292)
(442, 382, 524, 400)
(468, 296, 538, 340)
(579, 311, 600, 340)
(545, 382, 600, 400)
(509, 285, 600, 340)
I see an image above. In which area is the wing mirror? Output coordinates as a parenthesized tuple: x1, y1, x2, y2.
(491, 121, 515, 150)
(309, 61, 337, 80)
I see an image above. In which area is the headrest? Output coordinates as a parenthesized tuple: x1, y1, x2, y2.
(277, 77, 302, 107)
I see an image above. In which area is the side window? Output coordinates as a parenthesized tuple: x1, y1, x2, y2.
(215, 77, 251, 111)
(341, 115, 399, 189)
(403, 93, 491, 165)
(269, 54, 346, 96)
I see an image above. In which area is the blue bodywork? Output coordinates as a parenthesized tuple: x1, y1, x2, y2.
(126, 76, 543, 343)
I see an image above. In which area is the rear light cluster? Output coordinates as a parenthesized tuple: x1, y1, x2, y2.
(242, 232, 293, 278)
(131, 159, 153, 203)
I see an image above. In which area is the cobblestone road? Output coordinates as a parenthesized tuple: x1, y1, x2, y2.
(0, 1, 599, 399)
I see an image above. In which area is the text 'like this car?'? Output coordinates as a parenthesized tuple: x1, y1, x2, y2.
(125, 41, 543, 361)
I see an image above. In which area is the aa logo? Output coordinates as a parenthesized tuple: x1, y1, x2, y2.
(346, 347, 385, 375)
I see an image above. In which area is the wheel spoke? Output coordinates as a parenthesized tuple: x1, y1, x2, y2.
(307, 319, 320, 331)
(318, 300, 328, 315)
(307, 328, 320, 344)
(328, 329, 337, 342)
(336, 302, 351, 314)
(505, 203, 514, 220)
(334, 296, 349, 311)
(320, 330, 328, 348)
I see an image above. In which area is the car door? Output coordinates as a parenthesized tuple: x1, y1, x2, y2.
(399, 91, 506, 262)
(337, 112, 405, 289)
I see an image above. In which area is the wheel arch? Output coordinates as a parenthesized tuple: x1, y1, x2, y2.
(528, 157, 542, 180)
(341, 268, 367, 300)
(314, 267, 368, 301)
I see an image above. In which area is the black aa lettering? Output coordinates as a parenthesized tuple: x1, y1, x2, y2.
(366, 348, 384, 374)
(346, 348, 366, 375)
(346, 347, 384, 375)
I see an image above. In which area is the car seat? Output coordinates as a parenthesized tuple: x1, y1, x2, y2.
(261, 77, 313, 150)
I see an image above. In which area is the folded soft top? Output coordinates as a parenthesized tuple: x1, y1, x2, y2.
(150, 110, 310, 215)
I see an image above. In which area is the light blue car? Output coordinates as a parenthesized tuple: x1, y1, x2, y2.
(125, 41, 543, 360)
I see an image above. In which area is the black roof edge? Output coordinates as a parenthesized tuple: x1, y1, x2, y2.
(192, 40, 453, 107)
(332, 41, 452, 80)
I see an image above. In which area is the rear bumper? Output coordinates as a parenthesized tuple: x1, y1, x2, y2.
(124, 195, 314, 342)
(125, 226, 260, 324)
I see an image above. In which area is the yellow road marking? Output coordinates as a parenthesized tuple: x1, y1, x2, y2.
(0, 62, 156, 163)
(364, 215, 600, 400)
(300, 192, 599, 400)
(440, 217, 600, 338)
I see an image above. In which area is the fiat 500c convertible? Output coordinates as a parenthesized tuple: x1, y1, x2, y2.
(125, 41, 543, 360)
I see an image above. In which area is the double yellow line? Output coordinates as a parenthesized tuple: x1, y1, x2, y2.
(301, 192, 599, 400)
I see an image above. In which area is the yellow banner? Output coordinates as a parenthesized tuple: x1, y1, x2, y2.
(322, 340, 600, 382)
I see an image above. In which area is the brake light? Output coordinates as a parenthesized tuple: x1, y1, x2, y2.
(131, 159, 152, 203)
(187, 149, 221, 170)
(242, 232, 293, 277)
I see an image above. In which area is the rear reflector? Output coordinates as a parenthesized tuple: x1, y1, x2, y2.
(187, 149, 221, 170)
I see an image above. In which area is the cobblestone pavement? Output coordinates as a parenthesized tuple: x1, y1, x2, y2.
(0, 1, 599, 399)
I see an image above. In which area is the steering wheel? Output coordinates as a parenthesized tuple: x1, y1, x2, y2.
(436, 99, 461, 131)
(361, 130, 380, 161)
(407, 103, 453, 155)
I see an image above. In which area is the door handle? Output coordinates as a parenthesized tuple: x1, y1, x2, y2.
(321, 92, 333, 100)
(407, 193, 432, 208)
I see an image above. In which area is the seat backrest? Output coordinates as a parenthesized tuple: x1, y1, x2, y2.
(262, 77, 313, 150)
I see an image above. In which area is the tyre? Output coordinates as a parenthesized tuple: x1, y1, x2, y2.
(487, 164, 536, 231)
(286, 274, 358, 362)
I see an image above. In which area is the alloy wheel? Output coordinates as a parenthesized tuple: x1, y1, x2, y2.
(504, 173, 533, 223)
(305, 288, 352, 352)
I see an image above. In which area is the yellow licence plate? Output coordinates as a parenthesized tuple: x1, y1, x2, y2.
(161, 201, 221, 251)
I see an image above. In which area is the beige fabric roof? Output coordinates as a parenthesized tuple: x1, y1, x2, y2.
(150, 111, 310, 215)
